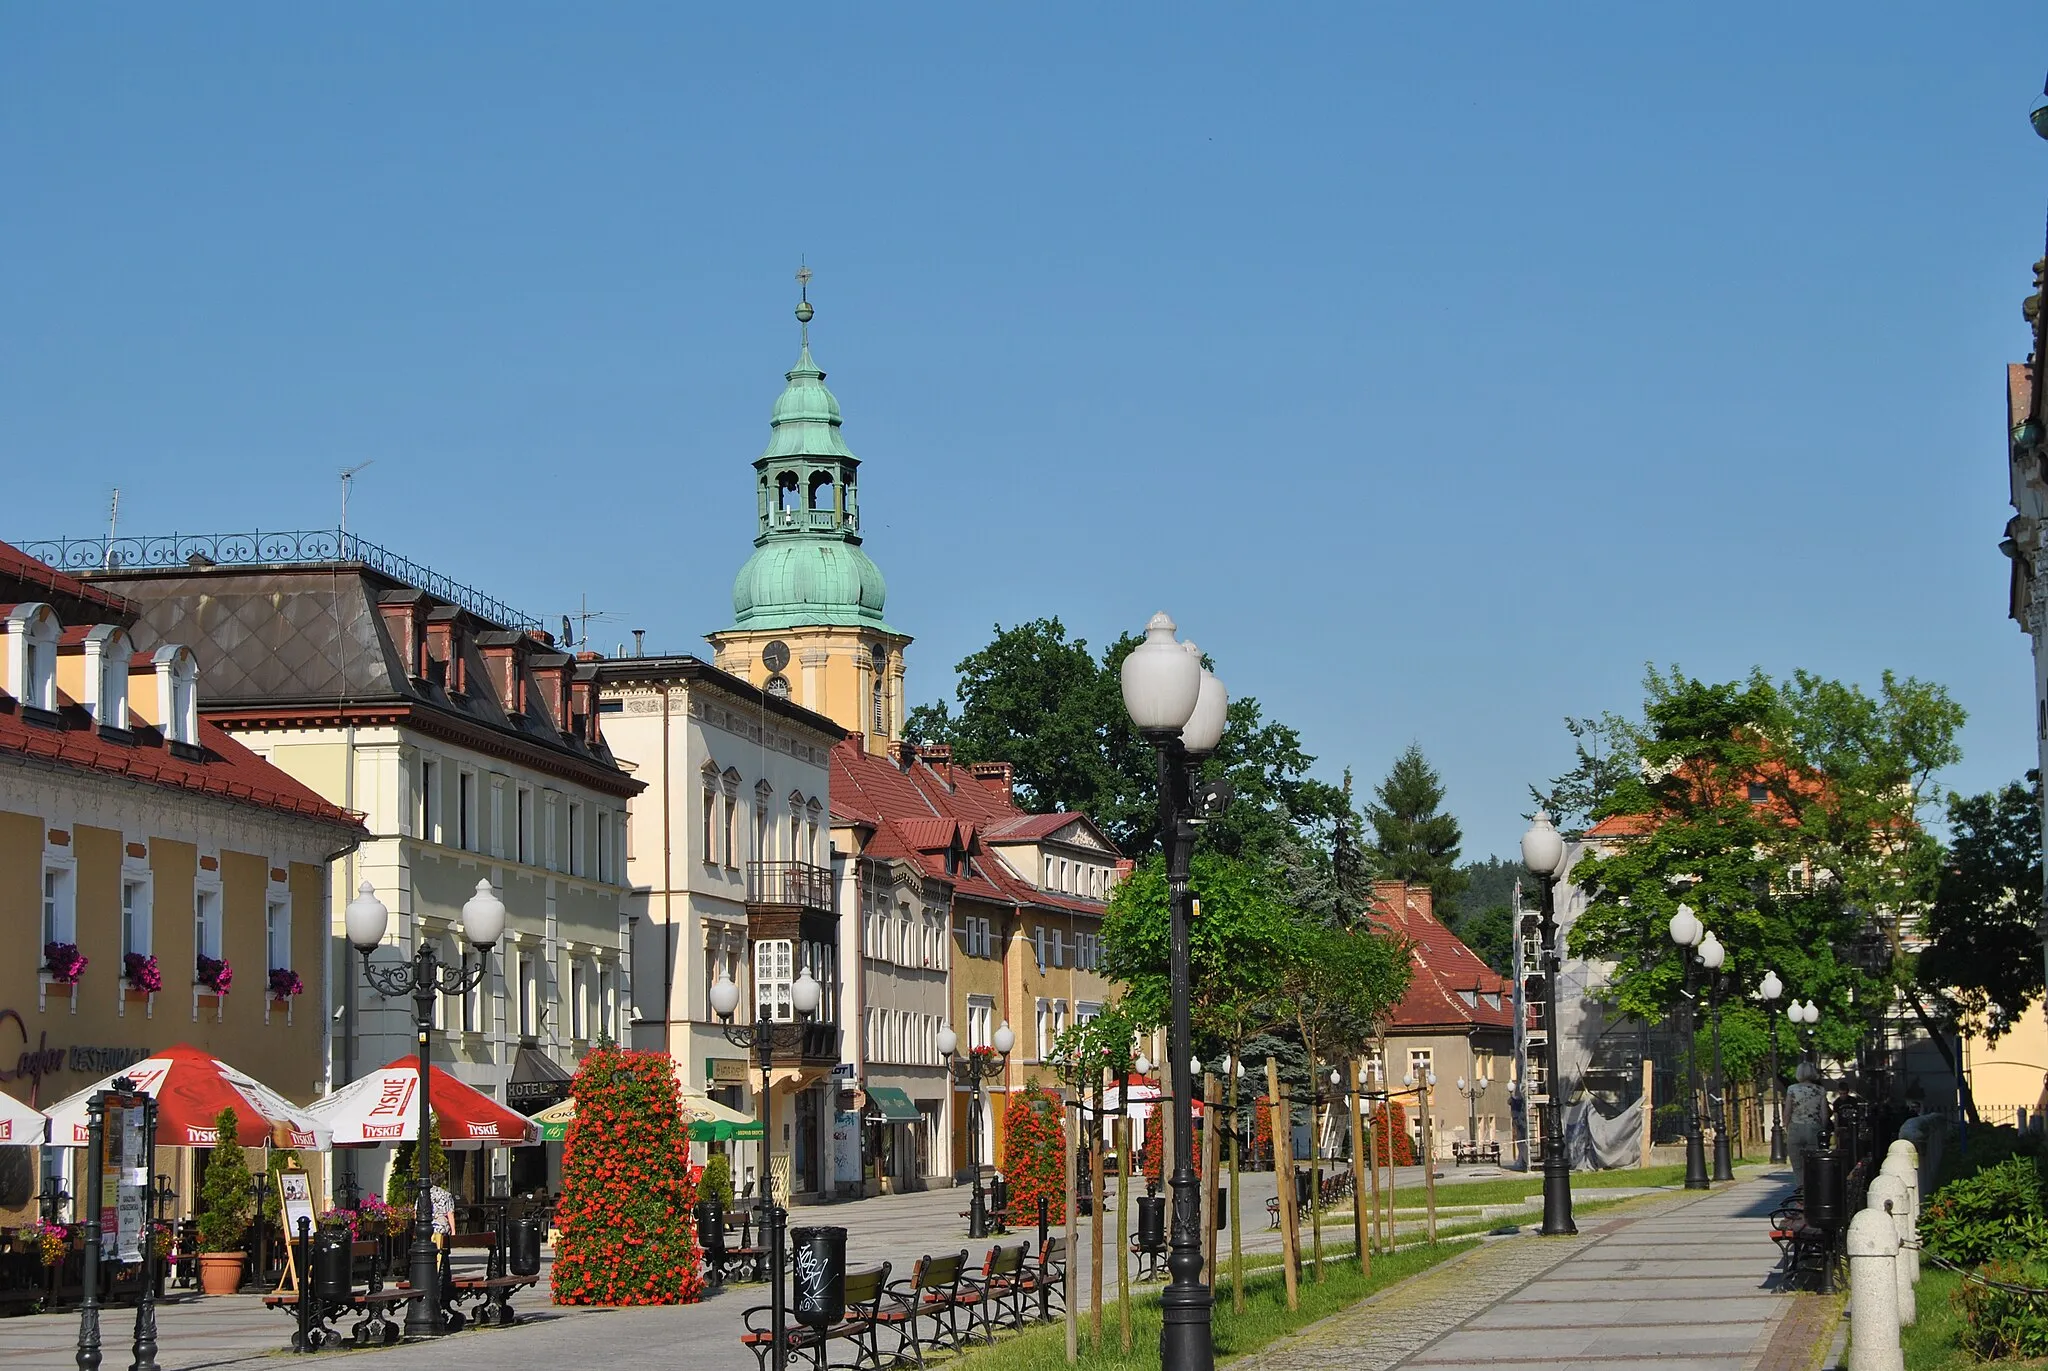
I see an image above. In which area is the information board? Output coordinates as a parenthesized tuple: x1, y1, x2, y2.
(275, 1169, 316, 1292)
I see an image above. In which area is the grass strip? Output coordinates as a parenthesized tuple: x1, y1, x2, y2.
(949, 1238, 1477, 1369)
(1900, 1266, 1991, 1371)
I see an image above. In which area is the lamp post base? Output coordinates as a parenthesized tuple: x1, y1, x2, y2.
(1158, 1279, 1214, 1371)
(1683, 1130, 1710, 1190)
(1711, 1130, 1734, 1183)
(1539, 1155, 1577, 1236)
(1769, 1124, 1786, 1165)
(403, 1237, 444, 1338)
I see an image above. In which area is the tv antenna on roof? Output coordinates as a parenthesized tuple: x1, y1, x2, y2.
(340, 461, 376, 538)
(560, 592, 617, 649)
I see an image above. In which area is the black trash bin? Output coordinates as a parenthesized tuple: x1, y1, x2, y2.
(1803, 1149, 1843, 1235)
(1136, 1195, 1166, 1252)
(790, 1226, 848, 1329)
(313, 1229, 352, 1303)
(509, 1214, 543, 1278)
(990, 1176, 1010, 1229)
(1294, 1169, 1313, 1214)
(694, 1200, 725, 1272)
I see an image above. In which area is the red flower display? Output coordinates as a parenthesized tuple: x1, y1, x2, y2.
(551, 1046, 704, 1306)
(1001, 1084, 1067, 1226)
(1369, 1101, 1415, 1167)
(1139, 1116, 1202, 1189)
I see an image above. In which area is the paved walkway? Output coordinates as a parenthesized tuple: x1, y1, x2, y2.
(1234, 1170, 1834, 1371)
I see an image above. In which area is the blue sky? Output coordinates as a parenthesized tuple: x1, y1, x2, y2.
(5, 5, 2046, 858)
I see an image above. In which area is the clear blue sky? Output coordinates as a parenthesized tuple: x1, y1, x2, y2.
(6, 6, 2047, 859)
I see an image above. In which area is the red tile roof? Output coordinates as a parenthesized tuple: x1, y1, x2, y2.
(1370, 881, 1514, 1032)
(0, 541, 134, 620)
(0, 697, 367, 830)
(830, 740, 1119, 912)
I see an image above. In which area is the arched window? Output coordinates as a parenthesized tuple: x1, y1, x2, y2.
(85, 625, 131, 730)
(869, 644, 889, 734)
(808, 471, 834, 511)
(153, 645, 199, 746)
(5, 603, 59, 712)
(776, 472, 801, 519)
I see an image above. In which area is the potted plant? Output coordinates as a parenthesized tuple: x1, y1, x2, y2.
(123, 952, 162, 993)
(195, 955, 232, 995)
(267, 967, 303, 1001)
(195, 1106, 252, 1295)
(43, 942, 87, 984)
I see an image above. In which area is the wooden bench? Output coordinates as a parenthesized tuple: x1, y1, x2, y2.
(442, 1232, 535, 1328)
(739, 1261, 891, 1371)
(1451, 1141, 1501, 1166)
(263, 1239, 413, 1350)
(879, 1250, 969, 1367)
(1017, 1235, 1065, 1323)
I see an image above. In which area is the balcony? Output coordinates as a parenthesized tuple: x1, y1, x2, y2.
(762, 1020, 843, 1071)
(746, 860, 836, 945)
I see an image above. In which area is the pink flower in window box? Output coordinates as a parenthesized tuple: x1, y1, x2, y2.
(268, 967, 304, 999)
(123, 952, 163, 993)
(43, 942, 87, 984)
(195, 954, 232, 994)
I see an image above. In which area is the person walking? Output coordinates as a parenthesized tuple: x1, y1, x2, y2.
(1784, 1062, 1828, 1181)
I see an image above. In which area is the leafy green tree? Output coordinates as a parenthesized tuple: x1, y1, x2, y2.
(1530, 713, 1640, 839)
(1364, 744, 1466, 915)
(196, 1107, 252, 1253)
(1910, 775, 2044, 1122)
(908, 618, 1348, 857)
(1100, 852, 1296, 1038)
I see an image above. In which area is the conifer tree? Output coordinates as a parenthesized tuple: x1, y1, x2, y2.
(1364, 744, 1466, 914)
(197, 1107, 252, 1252)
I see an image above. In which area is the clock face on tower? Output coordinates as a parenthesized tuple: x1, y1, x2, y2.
(762, 640, 791, 673)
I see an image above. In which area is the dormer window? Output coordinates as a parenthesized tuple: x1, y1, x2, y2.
(152, 645, 200, 748)
(83, 625, 131, 732)
(5, 603, 60, 713)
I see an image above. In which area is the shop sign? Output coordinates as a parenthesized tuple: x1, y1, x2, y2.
(0, 1010, 151, 1095)
(706, 1058, 749, 1085)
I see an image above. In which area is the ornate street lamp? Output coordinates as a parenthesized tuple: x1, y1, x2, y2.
(1119, 612, 1230, 1371)
(1667, 905, 1712, 1190)
(1453, 1074, 1491, 1156)
(1758, 970, 1786, 1163)
(710, 961, 824, 1371)
(1699, 931, 1735, 1183)
(345, 878, 505, 1339)
(938, 1020, 1015, 1237)
(1518, 811, 1575, 1236)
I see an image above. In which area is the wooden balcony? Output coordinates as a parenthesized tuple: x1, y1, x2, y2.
(746, 860, 835, 944)
(763, 1019, 842, 1072)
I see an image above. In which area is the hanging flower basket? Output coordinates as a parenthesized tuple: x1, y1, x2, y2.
(31, 1221, 68, 1267)
(268, 968, 304, 999)
(123, 952, 163, 993)
(43, 942, 87, 984)
(196, 955, 233, 995)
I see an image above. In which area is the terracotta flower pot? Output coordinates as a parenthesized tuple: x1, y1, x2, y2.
(196, 1251, 246, 1296)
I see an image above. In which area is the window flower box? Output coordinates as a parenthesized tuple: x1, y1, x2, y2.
(195, 955, 232, 995)
(43, 942, 87, 984)
(123, 952, 163, 994)
(267, 967, 303, 1000)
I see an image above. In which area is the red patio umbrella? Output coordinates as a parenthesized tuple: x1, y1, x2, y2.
(307, 1056, 539, 1148)
(42, 1043, 325, 1148)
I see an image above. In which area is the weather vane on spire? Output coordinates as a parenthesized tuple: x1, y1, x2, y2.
(795, 259, 814, 344)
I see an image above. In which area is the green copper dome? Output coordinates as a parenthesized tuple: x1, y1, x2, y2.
(729, 540, 894, 630)
(763, 344, 854, 459)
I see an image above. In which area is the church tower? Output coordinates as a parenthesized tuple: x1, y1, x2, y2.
(707, 274, 912, 755)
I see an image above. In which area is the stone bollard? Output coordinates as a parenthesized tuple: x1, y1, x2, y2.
(1848, 1208, 1904, 1371)
(1898, 1118, 1941, 1205)
(1879, 1153, 1920, 1287)
(1868, 1174, 1915, 1326)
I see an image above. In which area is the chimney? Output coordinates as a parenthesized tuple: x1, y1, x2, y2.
(632, 629, 646, 658)
(969, 761, 1014, 804)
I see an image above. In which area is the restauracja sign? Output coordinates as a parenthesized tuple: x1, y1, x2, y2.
(0, 1010, 153, 1097)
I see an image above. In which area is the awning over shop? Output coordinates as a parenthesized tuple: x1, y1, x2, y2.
(532, 1092, 764, 1142)
(532, 1097, 575, 1143)
(865, 1086, 921, 1124)
(506, 1046, 574, 1114)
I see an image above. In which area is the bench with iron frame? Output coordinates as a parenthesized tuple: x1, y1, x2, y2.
(1017, 1235, 1066, 1324)
(443, 1229, 536, 1328)
(1451, 1140, 1502, 1166)
(876, 1250, 970, 1368)
(263, 1237, 413, 1350)
(739, 1261, 892, 1371)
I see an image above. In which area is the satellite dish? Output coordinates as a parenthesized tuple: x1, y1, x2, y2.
(560, 616, 574, 647)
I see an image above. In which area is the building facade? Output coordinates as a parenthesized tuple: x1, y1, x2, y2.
(594, 653, 846, 1202)
(0, 541, 364, 1223)
(41, 534, 641, 1203)
(1370, 880, 1515, 1159)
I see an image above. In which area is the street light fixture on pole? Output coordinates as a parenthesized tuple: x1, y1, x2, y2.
(1119, 612, 1230, 1371)
(938, 1021, 1015, 1238)
(345, 879, 505, 1339)
(710, 962, 824, 1371)
(1453, 1074, 1491, 1154)
(1518, 811, 1576, 1237)
(1703, 934, 1734, 1183)
(1758, 970, 1786, 1164)
(1667, 905, 1714, 1191)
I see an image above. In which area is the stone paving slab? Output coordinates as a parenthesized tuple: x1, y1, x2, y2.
(1473, 1295, 1788, 1328)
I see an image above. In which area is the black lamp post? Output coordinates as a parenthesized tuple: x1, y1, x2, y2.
(710, 961, 825, 1371)
(1667, 905, 1723, 1190)
(1519, 812, 1576, 1237)
(1707, 968, 1735, 1183)
(939, 1022, 1015, 1238)
(344, 878, 506, 1340)
(1119, 612, 1231, 1371)
(1758, 970, 1786, 1164)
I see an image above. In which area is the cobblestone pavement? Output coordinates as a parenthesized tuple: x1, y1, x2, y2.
(1233, 1170, 1828, 1371)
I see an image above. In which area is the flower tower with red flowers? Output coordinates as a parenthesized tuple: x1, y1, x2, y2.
(1370, 1100, 1414, 1167)
(1001, 1084, 1067, 1226)
(552, 1046, 704, 1305)
(1139, 1114, 1201, 1189)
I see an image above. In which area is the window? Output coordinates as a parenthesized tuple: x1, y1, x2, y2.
(42, 866, 75, 947)
(1050, 928, 1066, 968)
(517, 787, 533, 865)
(597, 810, 612, 882)
(754, 939, 794, 1022)
(418, 758, 439, 842)
(1364, 1049, 1385, 1085)
(754, 789, 770, 863)
(194, 888, 221, 961)
(572, 963, 588, 1040)
(519, 951, 539, 1036)
(567, 802, 583, 876)
(1032, 926, 1046, 969)
(1747, 782, 1769, 804)
(458, 771, 475, 851)
(723, 793, 738, 870)
(121, 879, 151, 959)
(703, 781, 719, 864)
(1035, 1000, 1051, 1061)
(489, 778, 505, 857)
(1045, 856, 1055, 888)
(265, 899, 290, 973)
(1407, 1049, 1433, 1084)
(543, 791, 559, 870)
(967, 997, 993, 1050)
(598, 968, 614, 1041)
(10, 606, 60, 712)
